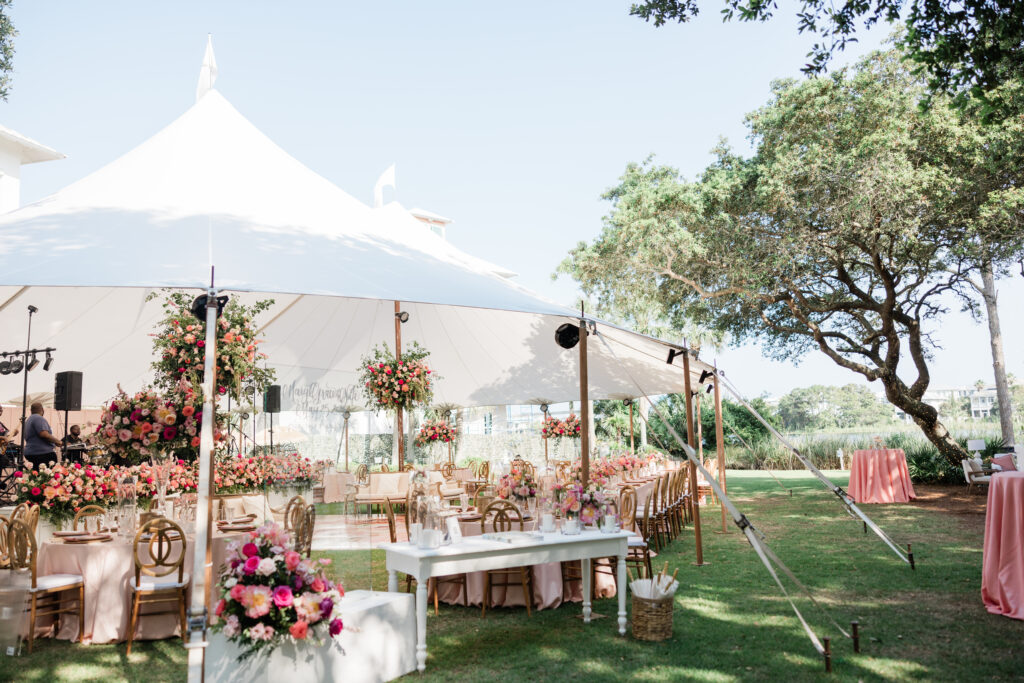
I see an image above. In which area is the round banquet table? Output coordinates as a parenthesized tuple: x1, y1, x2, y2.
(433, 512, 617, 609)
(323, 471, 355, 504)
(982, 471, 1024, 620)
(37, 530, 247, 643)
(848, 449, 917, 503)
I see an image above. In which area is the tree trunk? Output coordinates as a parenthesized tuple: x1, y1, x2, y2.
(981, 261, 1015, 446)
(883, 381, 967, 467)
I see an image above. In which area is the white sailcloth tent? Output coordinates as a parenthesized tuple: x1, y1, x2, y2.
(0, 87, 711, 409)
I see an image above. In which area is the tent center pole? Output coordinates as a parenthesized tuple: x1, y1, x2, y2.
(394, 300, 404, 471)
(579, 319, 590, 488)
(682, 348, 705, 565)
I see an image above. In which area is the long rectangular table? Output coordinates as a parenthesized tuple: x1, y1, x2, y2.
(384, 529, 631, 672)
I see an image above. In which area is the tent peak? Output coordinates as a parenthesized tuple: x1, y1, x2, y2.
(196, 35, 218, 103)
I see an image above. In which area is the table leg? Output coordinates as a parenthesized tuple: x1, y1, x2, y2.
(582, 557, 592, 623)
(617, 555, 627, 635)
(387, 569, 398, 593)
(416, 578, 428, 672)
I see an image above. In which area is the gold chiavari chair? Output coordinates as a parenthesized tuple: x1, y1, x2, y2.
(4, 518, 85, 652)
(380, 463, 390, 473)
(73, 505, 107, 533)
(127, 517, 188, 655)
(474, 484, 496, 511)
(481, 500, 534, 616)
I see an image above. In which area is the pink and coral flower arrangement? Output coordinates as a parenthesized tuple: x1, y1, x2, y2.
(212, 522, 344, 660)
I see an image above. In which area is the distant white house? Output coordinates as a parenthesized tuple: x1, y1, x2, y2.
(970, 387, 998, 419)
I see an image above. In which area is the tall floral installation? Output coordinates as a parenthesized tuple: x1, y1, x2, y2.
(359, 341, 435, 412)
(212, 522, 344, 660)
(540, 413, 583, 441)
(148, 290, 276, 403)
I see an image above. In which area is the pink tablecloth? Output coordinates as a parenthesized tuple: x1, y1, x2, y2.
(849, 449, 917, 503)
(37, 531, 244, 643)
(434, 514, 616, 609)
(982, 471, 1024, 620)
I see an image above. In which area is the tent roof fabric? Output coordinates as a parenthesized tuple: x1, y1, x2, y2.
(0, 89, 712, 411)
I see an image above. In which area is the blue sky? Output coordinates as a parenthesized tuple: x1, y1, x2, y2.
(3, 2, 1020, 398)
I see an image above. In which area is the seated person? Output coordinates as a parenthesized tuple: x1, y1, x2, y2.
(62, 423, 83, 448)
(23, 402, 62, 469)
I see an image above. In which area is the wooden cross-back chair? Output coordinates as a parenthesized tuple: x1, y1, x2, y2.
(284, 495, 306, 533)
(380, 463, 391, 473)
(627, 494, 656, 578)
(0, 515, 9, 569)
(127, 517, 188, 654)
(355, 463, 370, 485)
(474, 484, 496, 511)
(5, 518, 85, 653)
(480, 500, 534, 616)
(293, 504, 316, 558)
(73, 505, 107, 533)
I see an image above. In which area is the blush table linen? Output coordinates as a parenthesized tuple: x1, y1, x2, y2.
(849, 449, 917, 504)
(323, 472, 355, 504)
(982, 471, 1024, 620)
(37, 531, 245, 643)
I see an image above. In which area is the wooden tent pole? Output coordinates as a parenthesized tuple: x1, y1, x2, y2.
(714, 369, 728, 533)
(629, 402, 635, 454)
(394, 300, 404, 471)
(579, 320, 591, 487)
(682, 349, 705, 565)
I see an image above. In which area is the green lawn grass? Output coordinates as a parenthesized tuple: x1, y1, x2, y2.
(3, 471, 1021, 681)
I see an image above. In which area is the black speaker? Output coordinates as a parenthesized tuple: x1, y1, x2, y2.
(54, 371, 83, 411)
(264, 385, 281, 414)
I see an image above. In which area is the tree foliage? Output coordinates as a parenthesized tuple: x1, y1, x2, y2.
(0, 2, 14, 101)
(776, 384, 894, 431)
(560, 47, 1024, 467)
(629, 0, 1024, 120)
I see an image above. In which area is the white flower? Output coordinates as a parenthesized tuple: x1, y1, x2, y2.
(256, 557, 277, 576)
(224, 577, 237, 588)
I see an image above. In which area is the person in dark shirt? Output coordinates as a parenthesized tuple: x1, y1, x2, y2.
(23, 402, 61, 468)
(0, 404, 18, 447)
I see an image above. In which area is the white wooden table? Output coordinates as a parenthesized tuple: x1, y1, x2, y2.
(383, 529, 631, 672)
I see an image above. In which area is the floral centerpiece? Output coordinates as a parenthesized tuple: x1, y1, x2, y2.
(359, 342, 434, 412)
(540, 415, 561, 440)
(12, 463, 119, 527)
(90, 379, 216, 464)
(265, 453, 316, 492)
(215, 454, 272, 495)
(497, 467, 538, 502)
(212, 522, 344, 661)
(552, 480, 612, 526)
(413, 419, 456, 448)
(148, 290, 275, 402)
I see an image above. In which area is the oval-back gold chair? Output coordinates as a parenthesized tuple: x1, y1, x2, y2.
(127, 517, 188, 654)
(73, 504, 107, 532)
(6, 518, 85, 652)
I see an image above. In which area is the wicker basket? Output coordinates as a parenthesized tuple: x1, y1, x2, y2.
(632, 594, 673, 641)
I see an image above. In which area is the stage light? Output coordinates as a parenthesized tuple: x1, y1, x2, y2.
(26, 353, 39, 372)
(706, 383, 714, 394)
(0, 360, 10, 375)
(43, 351, 54, 371)
(698, 369, 712, 385)
(9, 358, 23, 374)
(343, 411, 351, 420)
(395, 311, 410, 323)
(540, 403, 549, 413)
(554, 323, 580, 349)
(622, 398, 633, 406)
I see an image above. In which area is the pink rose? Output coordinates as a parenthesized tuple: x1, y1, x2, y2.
(272, 585, 293, 608)
(242, 542, 259, 558)
(243, 556, 260, 575)
(229, 584, 245, 601)
(289, 621, 309, 640)
(311, 577, 325, 593)
(215, 599, 225, 616)
(329, 618, 343, 636)
(284, 551, 301, 571)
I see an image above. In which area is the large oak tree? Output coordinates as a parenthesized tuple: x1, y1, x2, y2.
(560, 47, 1023, 466)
